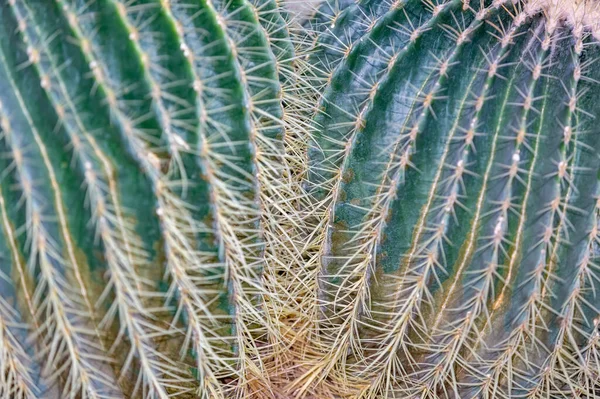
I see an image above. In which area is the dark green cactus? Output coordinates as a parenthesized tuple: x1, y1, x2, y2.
(0, 0, 306, 397)
(301, 0, 600, 397)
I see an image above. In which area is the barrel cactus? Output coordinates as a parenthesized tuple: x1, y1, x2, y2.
(1, 0, 600, 398)
(0, 0, 310, 398)
(297, 0, 600, 398)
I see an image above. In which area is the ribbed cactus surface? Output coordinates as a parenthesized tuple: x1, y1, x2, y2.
(2, 0, 600, 398)
(0, 0, 302, 397)
(302, 0, 600, 397)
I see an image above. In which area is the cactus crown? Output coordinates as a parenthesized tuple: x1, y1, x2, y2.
(524, 0, 600, 38)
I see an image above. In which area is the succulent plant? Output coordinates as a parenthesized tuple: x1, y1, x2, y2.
(0, 0, 312, 397)
(300, 0, 600, 397)
(1, 0, 600, 398)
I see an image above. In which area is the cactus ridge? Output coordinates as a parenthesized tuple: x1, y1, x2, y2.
(0, 6, 126, 396)
(302, 0, 490, 392)
(304, 0, 600, 397)
(0, 181, 46, 398)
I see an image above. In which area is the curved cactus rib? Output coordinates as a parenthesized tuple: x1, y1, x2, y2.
(112, 1, 256, 397)
(250, 0, 296, 85)
(309, 0, 356, 30)
(303, 0, 440, 343)
(12, 3, 169, 397)
(308, 0, 399, 86)
(0, 290, 38, 399)
(0, 56, 117, 399)
(154, 1, 256, 397)
(1, 0, 599, 397)
(512, 36, 600, 399)
(563, 40, 600, 396)
(510, 28, 585, 398)
(321, 0, 476, 359)
(185, 0, 291, 395)
(415, 15, 574, 398)
(0, 3, 132, 395)
(29, 2, 199, 397)
(296, 2, 441, 383)
(58, 0, 283, 397)
(454, 22, 589, 399)
(0, 96, 56, 399)
(307, 0, 439, 202)
(0, 196, 42, 399)
(411, 5, 559, 392)
(0, 0, 295, 397)
(165, 0, 310, 395)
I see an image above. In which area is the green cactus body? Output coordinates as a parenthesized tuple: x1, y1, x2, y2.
(1, 0, 600, 397)
(0, 0, 295, 397)
(306, 0, 600, 397)
(307, 0, 396, 88)
(306, 0, 355, 32)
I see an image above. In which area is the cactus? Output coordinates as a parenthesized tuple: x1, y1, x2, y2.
(0, 0, 309, 397)
(301, 0, 600, 398)
(1, 0, 600, 398)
